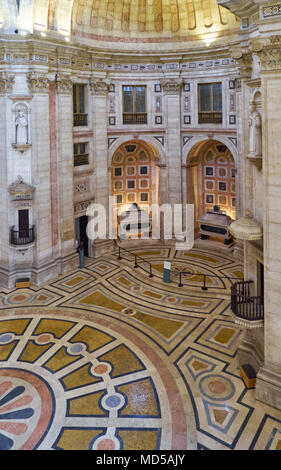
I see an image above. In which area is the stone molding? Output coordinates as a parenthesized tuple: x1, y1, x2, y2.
(251, 36, 281, 71)
(161, 79, 183, 95)
(230, 46, 253, 77)
(90, 78, 108, 96)
(0, 72, 15, 94)
(26, 72, 50, 94)
(55, 74, 73, 94)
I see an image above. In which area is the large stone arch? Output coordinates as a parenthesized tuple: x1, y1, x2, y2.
(185, 137, 239, 230)
(108, 134, 166, 167)
(182, 134, 238, 167)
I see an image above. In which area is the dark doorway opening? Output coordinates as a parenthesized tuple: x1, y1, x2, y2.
(257, 261, 264, 298)
(76, 216, 89, 257)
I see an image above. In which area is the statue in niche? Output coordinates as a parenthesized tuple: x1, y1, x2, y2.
(249, 103, 262, 158)
(15, 108, 28, 145)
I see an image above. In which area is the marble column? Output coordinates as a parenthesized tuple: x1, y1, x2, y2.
(0, 73, 14, 287)
(254, 37, 281, 410)
(55, 73, 78, 274)
(90, 78, 113, 256)
(162, 79, 183, 240)
(27, 72, 59, 285)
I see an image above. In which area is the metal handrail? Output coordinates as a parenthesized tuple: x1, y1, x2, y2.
(177, 269, 241, 290)
(10, 225, 35, 246)
(115, 243, 153, 278)
(231, 281, 264, 321)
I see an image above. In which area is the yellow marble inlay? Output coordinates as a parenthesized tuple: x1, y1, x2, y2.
(214, 327, 236, 345)
(142, 290, 162, 300)
(118, 276, 132, 287)
(44, 347, 80, 372)
(68, 391, 107, 416)
(183, 252, 219, 263)
(37, 295, 48, 301)
(276, 440, 281, 450)
(0, 319, 30, 335)
(0, 342, 18, 361)
(79, 290, 125, 313)
(232, 270, 244, 280)
(98, 345, 144, 378)
(65, 276, 85, 287)
(70, 326, 113, 353)
(133, 251, 162, 256)
(181, 299, 206, 307)
(18, 341, 51, 363)
(119, 430, 159, 450)
(192, 360, 209, 372)
(34, 319, 76, 339)
(56, 429, 103, 450)
(151, 264, 164, 274)
(118, 378, 158, 417)
(132, 312, 183, 339)
(61, 363, 101, 390)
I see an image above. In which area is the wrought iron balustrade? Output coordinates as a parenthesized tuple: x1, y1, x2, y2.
(74, 153, 89, 167)
(198, 112, 222, 124)
(10, 226, 35, 246)
(231, 280, 264, 322)
(123, 113, 147, 125)
(73, 113, 88, 127)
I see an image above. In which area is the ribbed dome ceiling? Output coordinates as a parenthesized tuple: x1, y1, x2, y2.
(70, 0, 239, 43)
(0, 1, 239, 51)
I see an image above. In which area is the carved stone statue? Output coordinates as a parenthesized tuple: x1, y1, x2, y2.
(15, 109, 28, 145)
(249, 103, 262, 158)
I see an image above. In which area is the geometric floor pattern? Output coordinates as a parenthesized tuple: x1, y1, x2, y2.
(0, 243, 281, 450)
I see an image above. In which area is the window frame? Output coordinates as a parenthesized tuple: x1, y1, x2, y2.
(73, 84, 88, 126)
(74, 142, 89, 167)
(123, 85, 147, 114)
(198, 82, 223, 124)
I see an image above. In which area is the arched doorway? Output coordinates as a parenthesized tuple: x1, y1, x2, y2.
(186, 140, 237, 229)
(111, 140, 160, 239)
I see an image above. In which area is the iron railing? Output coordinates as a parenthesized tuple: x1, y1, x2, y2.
(10, 226, 35, 246)
(123, 113, 147, 125)
(73, 113, 88, 127)
(198, 112, 222, 124)
(74, 153, 89, 167)
(231, 280, 264, 322)
(115, 243, 153, 278)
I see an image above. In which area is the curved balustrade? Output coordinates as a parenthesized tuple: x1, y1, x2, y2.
(10, 226, 35, 246)
(231, 280, 264, 322)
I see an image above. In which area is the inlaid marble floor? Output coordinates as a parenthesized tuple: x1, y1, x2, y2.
(0, 244, 280, 450)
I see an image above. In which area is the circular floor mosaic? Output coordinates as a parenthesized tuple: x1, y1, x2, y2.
(0, 312, 186, 450)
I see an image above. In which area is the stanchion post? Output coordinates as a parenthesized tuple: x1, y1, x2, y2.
(134, 255, 138, 268)
(178, 271, 183, 288)
(202, 274, 208, 291)
(118, 246, 122, 260)
(149, 264, 153, 278)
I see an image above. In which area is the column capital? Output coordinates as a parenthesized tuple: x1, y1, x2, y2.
(90, 78, 108, 96)
(55, 74, 73, 94)
(26, 72, 50, 94)
(0, 72, 15, 94)
(250, 36, 281, 72)
(230, 46, 253, 78)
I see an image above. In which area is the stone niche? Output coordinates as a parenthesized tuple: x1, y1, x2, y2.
(12, 102, 32, 153)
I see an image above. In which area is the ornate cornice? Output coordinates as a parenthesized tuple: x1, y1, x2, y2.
(218, 0, 259, 18)
(161, 79, 183, 95)
(26, 72, 50, 94)
(251, 36, 281, 72)
(0, 73, 15, 94)
(55, 74, 73, 94)
(230, 46, 253, 77)
(90, 79, 108, 96)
